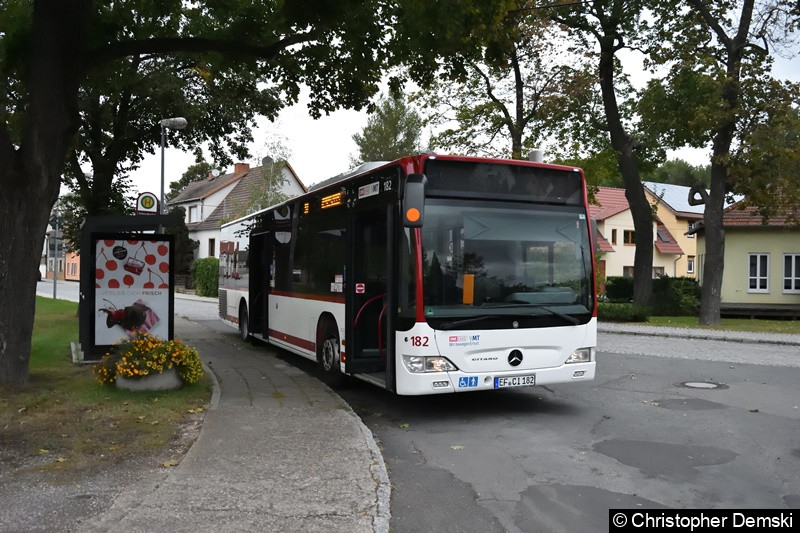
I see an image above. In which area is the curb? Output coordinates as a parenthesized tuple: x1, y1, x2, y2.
(598, 324, 800, 347)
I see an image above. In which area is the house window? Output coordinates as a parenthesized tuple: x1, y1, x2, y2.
(652, 266, 665, 278)
(623, 266, 634, 277)
(623, 230, 635, 245)
(687, 221, 696, 238)
(189, 206, 197, 223)
(611, 229, 617, 245)
(748, 253, 769, 293)
(784, 254, 800, 293)
(687, 255, 695, 274)
(209, 238, 216, 257)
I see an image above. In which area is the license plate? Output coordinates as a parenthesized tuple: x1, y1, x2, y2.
(494, 374, 536, 389)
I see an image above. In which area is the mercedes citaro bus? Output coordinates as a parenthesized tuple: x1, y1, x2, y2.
(219, 154, 596, 395)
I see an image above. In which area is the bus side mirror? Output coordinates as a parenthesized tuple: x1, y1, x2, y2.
(402, 174, 426, 227)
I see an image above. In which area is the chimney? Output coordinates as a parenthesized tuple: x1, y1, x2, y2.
(234, 162, 250, 174)
(207, 171, 215, 180)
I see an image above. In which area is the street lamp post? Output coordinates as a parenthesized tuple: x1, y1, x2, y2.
(159, 117, 188, 215)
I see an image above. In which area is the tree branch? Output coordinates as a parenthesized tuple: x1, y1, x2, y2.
(468, 60, 513, 128)
(88, 32, 319, 66)
(686, 0, 733, 51)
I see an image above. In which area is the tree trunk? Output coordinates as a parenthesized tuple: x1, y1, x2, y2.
(697, 163, 726, 325)
(0, 0, 87, 385)
(597, 36, 653, 306)
(689, 0, 752, 325)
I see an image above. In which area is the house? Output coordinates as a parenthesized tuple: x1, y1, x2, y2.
(694, 201, 800, 317)
(169, 160, 306, 259)
(589, 185, 691, 280)
(643, 181, 705, 278)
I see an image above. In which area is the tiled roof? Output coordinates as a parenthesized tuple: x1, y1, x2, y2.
(722, 200, 799, 227)
(170, 169, 248, 204)
(589, 187, 629, 220)
(190, 166, 289, 231)
(654, 223, 684, 255)
(596, 230, 615, 253)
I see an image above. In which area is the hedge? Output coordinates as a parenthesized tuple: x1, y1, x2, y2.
(191, 257, 219, 297)
(598, 302, 650, 322)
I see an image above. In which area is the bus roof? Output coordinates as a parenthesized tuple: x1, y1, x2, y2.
(221, 153, 582, 228)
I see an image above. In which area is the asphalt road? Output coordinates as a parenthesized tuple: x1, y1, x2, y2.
(337, 336, 800, 532)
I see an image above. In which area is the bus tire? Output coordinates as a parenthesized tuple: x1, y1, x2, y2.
(239, 303, 250, 342)
(317, 318, 346, 388)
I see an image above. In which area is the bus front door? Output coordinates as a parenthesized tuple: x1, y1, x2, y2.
(347, 206, 392, 378)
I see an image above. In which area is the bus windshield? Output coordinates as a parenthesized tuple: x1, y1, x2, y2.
(400, 198, 594, 328)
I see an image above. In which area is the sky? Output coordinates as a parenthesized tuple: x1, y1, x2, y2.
(127, 53, 800, 200)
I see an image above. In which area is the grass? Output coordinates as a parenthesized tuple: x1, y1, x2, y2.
(0, 297, 211, 476)
(632, 315, 800, 335)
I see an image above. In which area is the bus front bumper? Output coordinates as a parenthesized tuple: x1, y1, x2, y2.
(395, 361, 596, 396)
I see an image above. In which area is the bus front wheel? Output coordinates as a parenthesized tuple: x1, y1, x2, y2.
(317, 319, 345, 388)
(239, 304, 250, 342)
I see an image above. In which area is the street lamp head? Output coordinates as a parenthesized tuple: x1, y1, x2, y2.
(159, 117, 188, 130)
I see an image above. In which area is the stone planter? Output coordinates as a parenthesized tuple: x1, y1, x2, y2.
(116, 367, 182, 391)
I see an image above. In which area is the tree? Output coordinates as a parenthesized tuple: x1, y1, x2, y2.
(414, 9, 593, 160)
(164, 206, 199, 276)
(167, 156, 216, 202)
(351, 94, 423, 165)
(642, 0, 800, 324)
(643, 159, 711, 187)
(0, 0, 391, 385)
(552, 0, 662, 307)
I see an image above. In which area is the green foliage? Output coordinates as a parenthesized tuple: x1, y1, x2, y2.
(351, 94, 423, 165)
(604, 276, 634, 303)
(729, 99, 800, 224)
(649, 276, 700, 316)
(555, 148, 623, 189)
(643, 159, 711, 188)
(191, 257, 219, 297)
(598, 303, 650, 322)
(241, 160, 291, 216)
(164, 207, 198, 276)
(413, 7, 594, 160)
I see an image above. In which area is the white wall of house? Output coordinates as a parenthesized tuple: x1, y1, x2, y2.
(193, 228, 220, 260)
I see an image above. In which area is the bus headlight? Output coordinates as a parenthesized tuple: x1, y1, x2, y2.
(565, 347, 594, 364)
(403, 355, 458, 373)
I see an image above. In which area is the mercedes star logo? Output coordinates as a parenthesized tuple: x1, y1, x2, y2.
(508, 350, 523, 367)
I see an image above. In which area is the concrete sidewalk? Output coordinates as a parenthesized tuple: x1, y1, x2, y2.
(80, 316, 390, 533)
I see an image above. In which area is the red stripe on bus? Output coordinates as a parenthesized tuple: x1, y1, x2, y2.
(413, 227, 425, 322)
(268, 328, 316, 352)
(269, 290, 346, 304)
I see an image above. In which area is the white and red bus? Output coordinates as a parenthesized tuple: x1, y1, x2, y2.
(219, 154, 596, 395)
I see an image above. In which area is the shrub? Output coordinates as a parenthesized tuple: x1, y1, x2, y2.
(649, 276, 700, 316)
(598, 302, 650, 322)
(191, 257, 219, 297)
(94, 331, 204, 385)
(605, 276, 634, 302)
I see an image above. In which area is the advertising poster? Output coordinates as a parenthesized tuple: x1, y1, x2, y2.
(94, 238, 171, 345)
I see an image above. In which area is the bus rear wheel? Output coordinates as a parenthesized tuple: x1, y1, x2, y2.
(317, 319, 345, 388)
(239, 304, 250, 342)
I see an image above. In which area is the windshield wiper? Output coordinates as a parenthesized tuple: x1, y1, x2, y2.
(438, 315, 495, 331)
(438, 305, 580, 330)
(480, 302, 580, 325)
